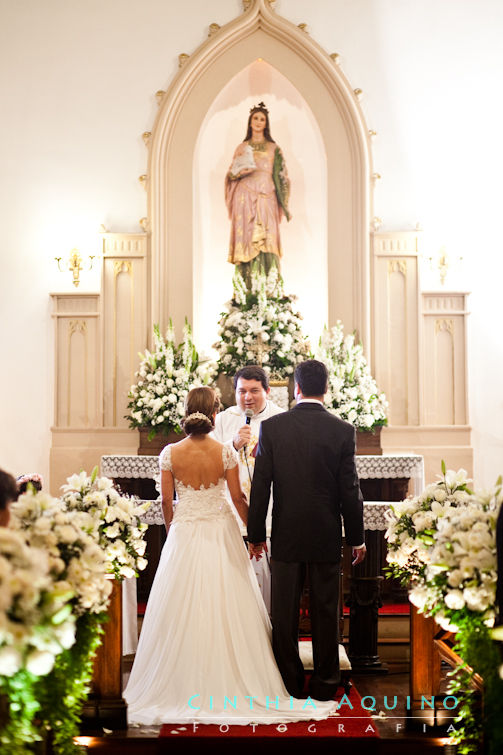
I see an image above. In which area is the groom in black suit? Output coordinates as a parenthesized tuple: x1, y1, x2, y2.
(248, 359, 366, 700)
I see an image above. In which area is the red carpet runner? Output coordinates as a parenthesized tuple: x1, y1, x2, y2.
(159, 686, 379, 739)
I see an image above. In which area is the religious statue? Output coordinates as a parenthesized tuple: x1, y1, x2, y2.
(225, 102, 290, 286)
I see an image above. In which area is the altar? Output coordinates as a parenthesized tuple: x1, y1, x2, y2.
(102, 452, 424, 671)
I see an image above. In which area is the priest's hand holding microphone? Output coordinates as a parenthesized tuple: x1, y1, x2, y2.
(233, 410, 267, 562)
(232, 408, 254, 453)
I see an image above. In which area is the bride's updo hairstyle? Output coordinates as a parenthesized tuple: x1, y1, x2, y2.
(182, 386, 220, 435)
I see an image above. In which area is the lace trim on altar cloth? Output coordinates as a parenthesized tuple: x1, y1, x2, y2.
(134, 498, 392, 531)
(101, 453, 424, 530)
(102, 452, 424, 490)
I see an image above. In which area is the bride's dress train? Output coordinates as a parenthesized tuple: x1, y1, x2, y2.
(124, 443, 336, 725)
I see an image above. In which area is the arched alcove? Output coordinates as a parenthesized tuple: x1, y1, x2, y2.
(148, 0, 372, 351)
(194, 59, 327, 353)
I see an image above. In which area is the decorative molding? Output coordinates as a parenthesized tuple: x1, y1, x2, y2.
(178, 53, 190, 68)
(388, 259, 407, 277)
(243, 0, 277, 9)
(373, 231, 421, 256)
(112, 262, 134, 425)
(208, 23, 221, 37)
(66, 320, 88, 427)
(68, 320, 87, 337)
(148, 0, 372, 352)
(142, 132, 151, 146)
(422, 292, 469, 314)
(113, 261, 132, 278)
(102, 234, 148, 257)
(155, 90, 166, 104)
(435, 318, 454, 336)
(420, 293, 468, 427)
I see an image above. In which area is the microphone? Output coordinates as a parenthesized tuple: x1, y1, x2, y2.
(243, 409, 254, 484)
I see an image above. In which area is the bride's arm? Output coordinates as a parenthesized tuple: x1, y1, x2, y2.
(225, 465, 248, 526)
(161, 469, 175, 535)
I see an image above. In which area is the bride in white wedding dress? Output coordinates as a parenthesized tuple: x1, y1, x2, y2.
(124, 386, 336, 725)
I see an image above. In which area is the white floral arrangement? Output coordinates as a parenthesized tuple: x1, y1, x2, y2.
(385, 467, 473, 579)
(126, 320, 217, 439)
(385, 465, 502, 632)
(0, 528, 76, 679)
(60, 468, 149, 581)
(316, 322, 388, 430)
(11, 490, 112, 615)
(214, 267, 310, 379)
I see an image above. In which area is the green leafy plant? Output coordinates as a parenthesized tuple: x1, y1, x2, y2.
(33, 612, 106, 755)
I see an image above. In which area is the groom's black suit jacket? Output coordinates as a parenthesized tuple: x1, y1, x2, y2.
(248, 402, 364, 562)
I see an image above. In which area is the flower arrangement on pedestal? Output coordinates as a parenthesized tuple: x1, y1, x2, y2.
(126, 320, 217, 439)
(316, 322, 388, 430)
(385, 464, 503, 754)
(214, 267, 310, 378)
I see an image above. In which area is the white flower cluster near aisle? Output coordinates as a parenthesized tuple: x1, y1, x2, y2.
(385, 465, 501, 631)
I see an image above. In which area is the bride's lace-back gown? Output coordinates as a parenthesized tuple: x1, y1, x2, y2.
(124, 441, 335, 725)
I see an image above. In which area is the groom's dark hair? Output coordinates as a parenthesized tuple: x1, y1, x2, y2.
(295, 360, 328, 398)
(234, 365, 269, 392)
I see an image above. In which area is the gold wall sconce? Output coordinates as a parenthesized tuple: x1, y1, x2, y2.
(55, 248, 95, 288)
(426, 246, 463, 286)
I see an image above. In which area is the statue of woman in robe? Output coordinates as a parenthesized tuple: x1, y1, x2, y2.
(225, 102, 290, 287)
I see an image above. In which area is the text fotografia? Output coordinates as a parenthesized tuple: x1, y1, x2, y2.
(186, 722, 459, 735)
(187, 694, 459, 712)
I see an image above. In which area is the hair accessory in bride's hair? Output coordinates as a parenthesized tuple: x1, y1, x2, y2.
(250, 101, 268, 114)
(184, 412, 210, 423)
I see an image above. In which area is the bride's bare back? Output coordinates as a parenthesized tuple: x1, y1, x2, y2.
(160, 436, 248, 530)
(169, 435, 225, 489)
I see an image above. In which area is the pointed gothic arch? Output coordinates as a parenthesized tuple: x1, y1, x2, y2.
(147, 0, 373, 349)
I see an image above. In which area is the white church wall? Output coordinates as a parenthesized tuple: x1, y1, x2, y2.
(0, 0, 502, 489)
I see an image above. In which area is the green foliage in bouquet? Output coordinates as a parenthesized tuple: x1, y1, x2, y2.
(33, 613, 105, 755)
